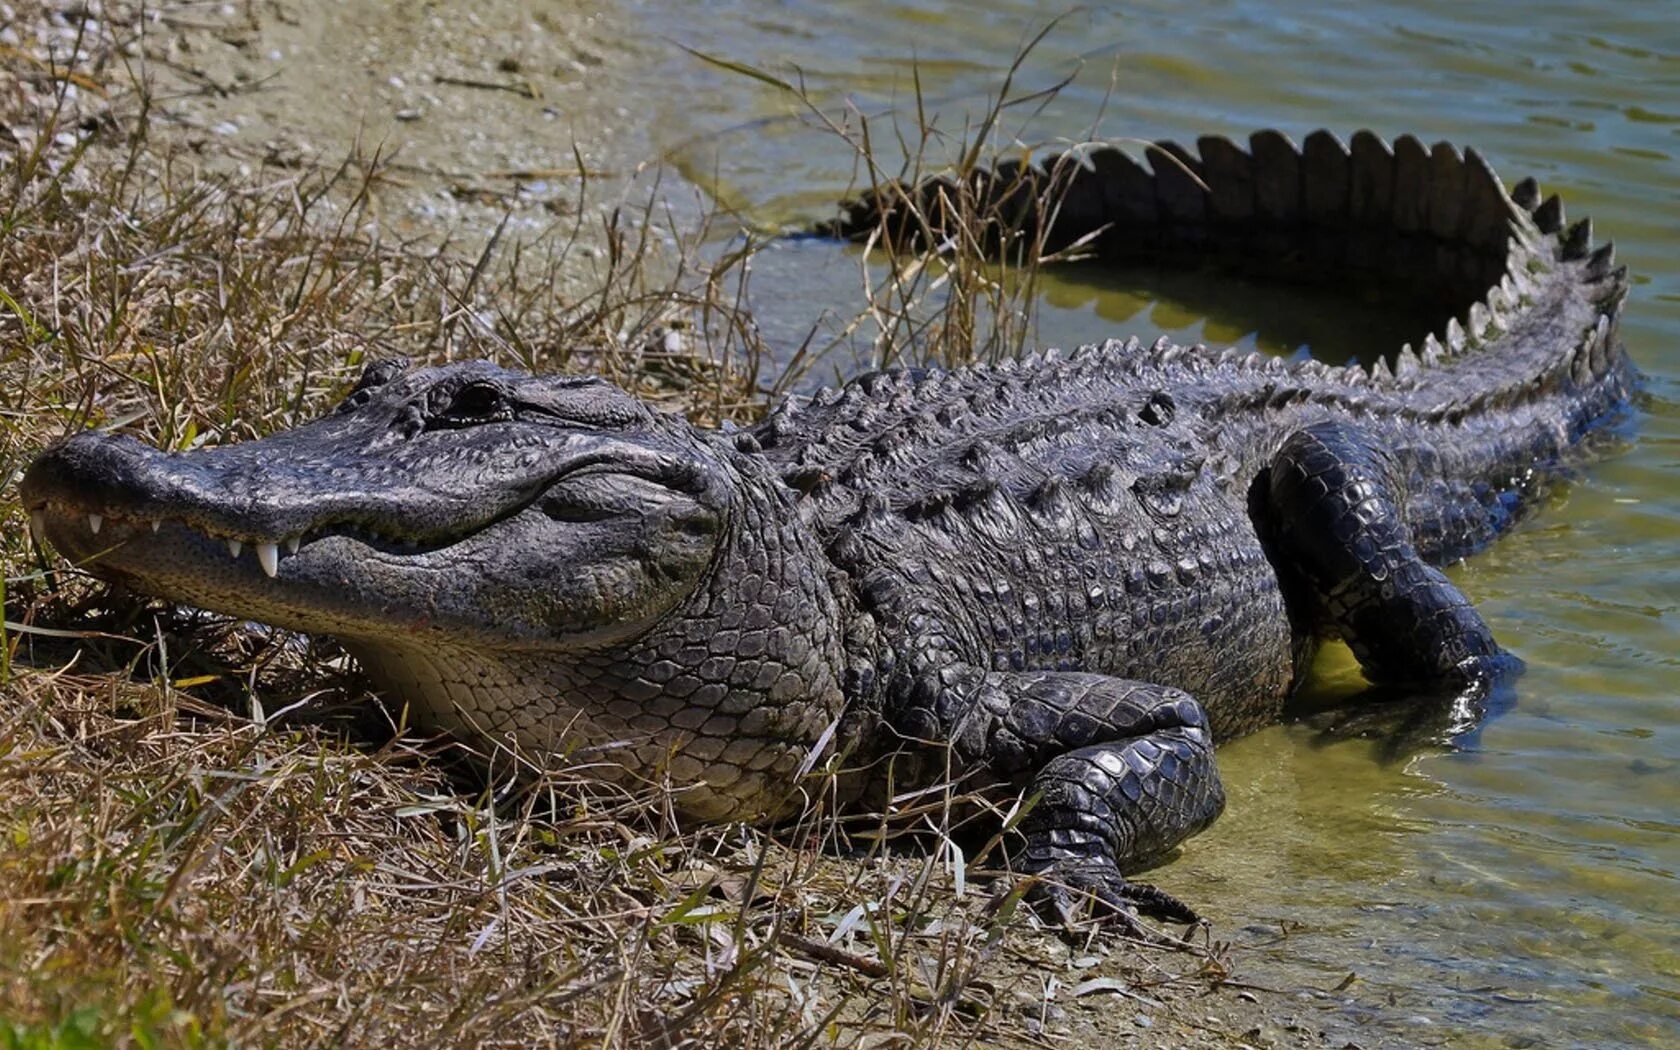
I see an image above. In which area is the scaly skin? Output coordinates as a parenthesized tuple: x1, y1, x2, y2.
(21, 130, 1635, 929)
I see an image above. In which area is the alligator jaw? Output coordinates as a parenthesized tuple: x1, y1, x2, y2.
(25, 492, 456, 581)
(20, 473, 555, 642)
(20, 421, 544, 596)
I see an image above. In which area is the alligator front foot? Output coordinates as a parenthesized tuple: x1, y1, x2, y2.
(1019, 851, 1203, 940)
(888, 666, 1228, 937)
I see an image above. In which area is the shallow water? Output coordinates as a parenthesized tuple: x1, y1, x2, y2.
(625, 2, 1680, 1045)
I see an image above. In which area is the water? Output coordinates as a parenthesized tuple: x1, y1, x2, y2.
(622, 2, 1680, 1045)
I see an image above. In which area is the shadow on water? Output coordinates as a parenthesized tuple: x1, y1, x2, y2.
(1032, 259, 1441, 366)
(743, 235, 1443, 385)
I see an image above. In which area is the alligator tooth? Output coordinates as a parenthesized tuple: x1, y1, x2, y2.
(1486, 291, 1511, 334)
(1468, 302, 1491, 338)
(1445, 317, 1467, 353)
(1421, 334, 1445, 366)
(1507, 265, 1536, 301)
(256, 542, 279, 578)
(87, 513, 102, 534)
(29, 510, 45, 546)
(227, 538, 243, 558)
(151, 518, 162, 532)
(285, 536, 300, 555)
(1395, 344, 1421, 377)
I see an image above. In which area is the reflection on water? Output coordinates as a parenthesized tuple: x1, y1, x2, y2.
(627, 0, 1680, 1044)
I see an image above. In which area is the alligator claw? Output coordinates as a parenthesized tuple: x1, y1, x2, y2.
(1022, 856, 1203, 941)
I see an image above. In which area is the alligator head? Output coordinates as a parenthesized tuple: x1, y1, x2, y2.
(24, 360, 852, 818)
(21, 360, 733, 650)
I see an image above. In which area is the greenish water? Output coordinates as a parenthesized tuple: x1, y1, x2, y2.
(629, 2, 1679, 1045)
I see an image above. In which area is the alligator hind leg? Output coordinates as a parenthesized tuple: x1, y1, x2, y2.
(1264, 421, 1520, 702)
(893, 669, 1225, 931)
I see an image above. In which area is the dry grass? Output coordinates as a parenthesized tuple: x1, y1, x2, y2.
(1, 5, 1243, 1047)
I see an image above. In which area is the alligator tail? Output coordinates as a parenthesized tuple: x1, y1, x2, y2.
(821, 129, 1633, 425)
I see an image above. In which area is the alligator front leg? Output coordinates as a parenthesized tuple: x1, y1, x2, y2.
(892, 668, 1225, 931)
(1264, 421, 1521, 710)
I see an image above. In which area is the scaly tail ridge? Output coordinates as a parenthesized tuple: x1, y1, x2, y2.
(821, 129, 1632, 412)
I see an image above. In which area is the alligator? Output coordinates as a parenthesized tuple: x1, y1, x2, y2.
(21, 129, 1634, 929)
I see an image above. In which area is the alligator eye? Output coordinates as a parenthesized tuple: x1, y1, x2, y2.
(449, 382, 504, 418)
(427, 381, 511, 428)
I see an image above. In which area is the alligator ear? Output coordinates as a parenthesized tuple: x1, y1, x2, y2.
(334, 357, 412, 413)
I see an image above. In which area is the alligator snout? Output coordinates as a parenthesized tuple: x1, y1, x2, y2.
(22, 430, 182, 517)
